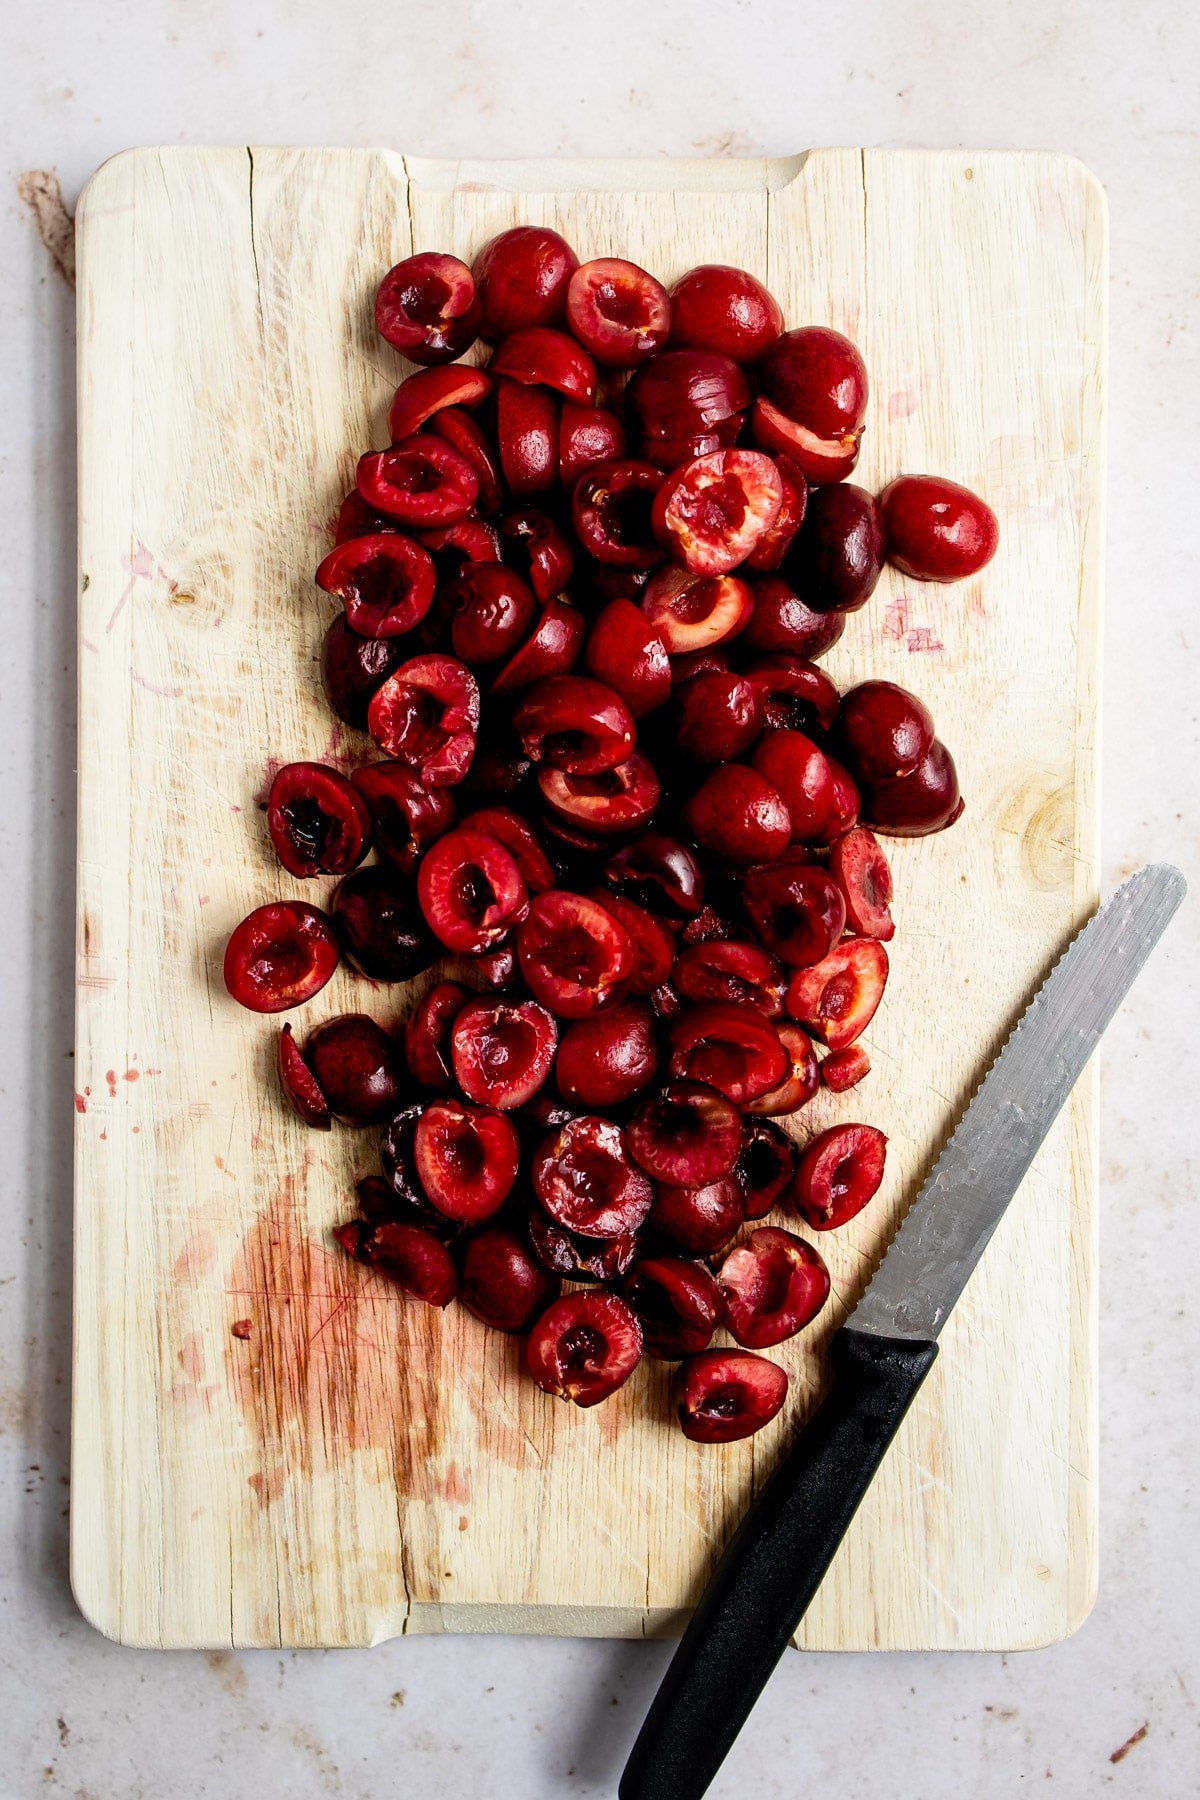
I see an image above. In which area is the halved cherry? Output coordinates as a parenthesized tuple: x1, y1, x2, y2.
(837, 680, 936, 782)
(604, 833, 704, 918)
(751, 729, 837, 843)
(459, 806, 555, 892)
(350, 761, 455, 873)
(746, 657, 840, 736)
(593, 892, 676, 995)
(743, 577, 845, 659)
(380, 1103, 445, 1220)
(492, 597, 586, 694)
(458, 727, 534, 803)
(277, 1022, 332, 1129)
(744, 455, 808, 571)
(538, 752, 660, 838)
(451, 996, 558, 1109)
(584, 599, 672, 717)
(527, 1203, 639, 1284)
(743, 1022, 820, 1117)
(673, 940, 785, 1018)
(514, 675, 635, 774)
(754, 326, 868, 483)
(331, 864, 437, 982)
(667, 1001, 789, 1106)
(525, 1290, 643, 1407)
(559, 403, 627, 483)
(640, 566, 753, 653)
(571, 460, 666, 569)
(683, 765, 792, 864)
(320, 615, 407, 731)
(458, 1224, 561, 1333)
(224, 902, 339, 1013)
(473, 225, 578, 338)
(387, 364, 493, 441)
(498, 507, 576, 601)
(533, 1116, 653, 1238)
(405, 979, 470, 1092)
(743, 857, 846, 969)
(623, 1256, 723, 1359)
(735, 1118, 798, 1218)
(627, 350, 751, 469)
(649, 1174, 744, 1255)
(304, 1012, 406, 1126)
(489, 326, 598, 403)
(445, 561, 536, 665)
(652, 450, 784, 576)
(414, 1100, 521, 1222)
(315, 534, 436, 639)
(627, 1080, 742, 1185)
(496, 380, 559, 496)
(718, 1227, 829, 1348)
(828, 827, 895, 940)
(822, 1045, 871, 1092)
(785, 938, 888, 1051)
(668, 264, 783, 365)
(783, 483, 885, 614)
(415, 516, 502, 567)
(566, 258, 671, 367)
(673, 1350, 788, 1442)
(336, 1218, 458, 1307)
(334, 489, 397, 544)
(517, 890, 634, 1019)
(267, 762, 371, 878)
(675, 670, 763, 764)
(357, 437, 479, 528)
(428, 406, 505, 513)
(367, 654, 480, 785)
(475, 945, 517, 989)
(790, 1122, 888, 1230)
(417, 825, 528, 953)
(824, 756, 861, 840)
(555, 1003, 659, 1108)
(375, 252, 481, 365)
(860, 739, 964, 837)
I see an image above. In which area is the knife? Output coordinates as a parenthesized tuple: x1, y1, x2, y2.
(620, 862, 1186, 1800)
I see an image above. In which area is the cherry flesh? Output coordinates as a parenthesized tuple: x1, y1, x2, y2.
(267, 762, 372, 878)
(567, 258, 671, 367)
(375, 253, 481, 365)
(790, 1122, 887, 1230)
(623, 1256, 723, 1359)
(674, 1349, 788, 1442)
(525, 1290, 643, 1407)
(224, 902, 339, 1013)
(718, 1226, 830, 1348)
(786, 937, 889, 1051)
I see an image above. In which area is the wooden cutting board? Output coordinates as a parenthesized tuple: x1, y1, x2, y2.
(72, 148, 1105, 1651)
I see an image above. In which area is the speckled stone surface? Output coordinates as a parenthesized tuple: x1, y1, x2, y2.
(1, 3, 1196, 1794)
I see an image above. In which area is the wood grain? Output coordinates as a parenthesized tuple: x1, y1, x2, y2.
(72, 147, 1105, 1650)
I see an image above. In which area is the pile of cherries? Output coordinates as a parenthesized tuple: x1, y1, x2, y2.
(222, 226, 997, 1443)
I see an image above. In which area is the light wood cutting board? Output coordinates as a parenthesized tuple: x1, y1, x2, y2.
(72, 148, 1105, 1651)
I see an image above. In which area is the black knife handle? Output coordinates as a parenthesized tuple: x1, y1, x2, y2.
(619, 1327, 938, 1800)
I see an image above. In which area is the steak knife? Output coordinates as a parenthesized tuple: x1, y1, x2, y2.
(620, 863, 1186, 1800)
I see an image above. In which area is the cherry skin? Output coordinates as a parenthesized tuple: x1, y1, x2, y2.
(472, 225, 578, 337)
(880, 474, 999, 581)
(566, 258, 671, 367)
(668, 264, 784, 365)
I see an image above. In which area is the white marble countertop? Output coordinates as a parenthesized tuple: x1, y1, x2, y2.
(2, 2, 1196, 1794)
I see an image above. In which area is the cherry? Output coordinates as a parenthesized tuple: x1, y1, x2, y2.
(458, 1223, 560, 1333)
(458, 727, 534, 803)
(734, 1118, 797, 1218)
(649, 1174, 744, 1255)
(428, 408, 505, 514)
(672, 940, 785, 1018)
(489, 326, 598, 404)
(791, 1122, 887, 1230)
(331, 863, 437, 982)
(517, 890, 633, 1018)
(336, 1218, 458, 1308)
(567, 258, 671, 366)
(458, 805, 555, 893)
(626, 350, 751, 469)
(475, 945, 517, 989)
(334, 488, 398, 544)
(405, 980, 470, 1092)
(320, 616, 406, 730)
(742, 576, 845, 660)
(498, 507, 576, 601)
(717, 1227, 830, 1348)
(555, 1002, 659, 1108)
(584, 599, 672, 718)
(417, 825, 528, 953)
(571, 460, 666, 569)
(604, 834, 704, 918)
(267, 762, 372, 878)
(821, 1044, 871, 1092)
(674, 670, 763, 765)
(224, 901, 339, 1012)
(623, 1256, 723, 1359)
(496, 380, 559, 496)
(754, 326, 868, 482)
(592, 893, 675, 995)
(652, 450, 784, 576)
(786, 937, 889, 1051)
(673, 1349, 788, 1443)
(414, 1099, 521, 1222)
(350, 761, 455, 874)
(640, 567, 753, 653)
(743, 1022, 820, 1117)
(880, 474, 999, 581)
(315, 534, 436, 639)
(861, 738, 963, 836)
(357, 436, 479, 528)
(838, 680, 935, 782)
(380, 1104, 448, 1221)
(825, 756, 861, 837)
(533, 1115, 653, 1239)
(278, 1022, 332, 1129)
(527, 1204, 639, 1284)
(742, 857, 846, 968)
(627, 1081, 743, 1185)
(416, 516, 503, 569)
(375, 252, 481, 365)
(668, 264, 783, 365)
(745, 456, 808, 572)
(683, 765, 792, 864)
(473, 225, 578, 337)
(514, 675, 635, 774)
(451, 995, 558, 1109)
(747, 656, 840, 737)
(668, 1000, 789, 1106)
(678, 904, 738, 948)
(388, 365, 493, 445)
(445, 561, 536, 665)
(559, 403, 627, 483)
(367, 654, 480, 785)
(304, 1013, 406, 1126)
(537, 752, 660, 837)
(525, 1290, 643, 1407)
(751, 729, 837, 843)
(784, 483, 885, 614)
(492, 597, 586, 694)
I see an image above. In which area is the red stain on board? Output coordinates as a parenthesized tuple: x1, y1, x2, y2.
(178, 1333, 206, 1383)
(887, 387, 920, 421)
(248, 1468, 285, 1509)
(105, 1069, 118, 1098)
(74, 1093, 88, 1114)
(123, 1068, 140, 1082)
(882, 597, 910, 641)
(906, 627, 944, 653)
